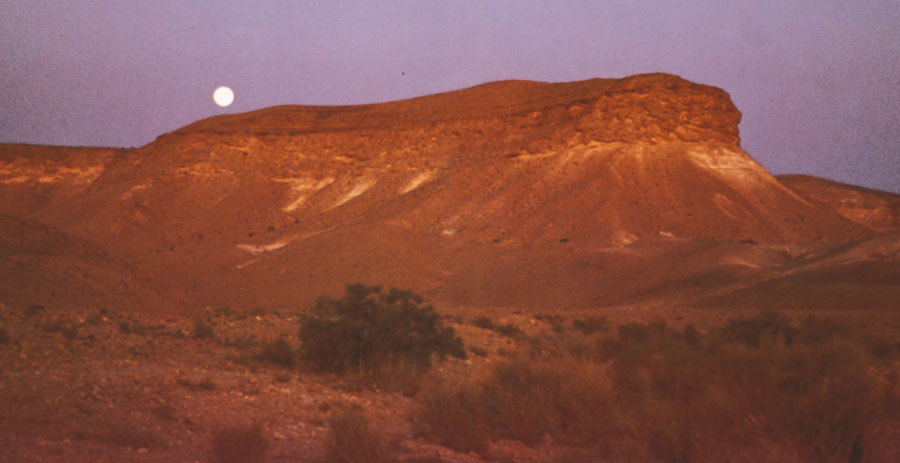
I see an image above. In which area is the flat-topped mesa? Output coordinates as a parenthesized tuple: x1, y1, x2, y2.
(2, 73, 888, 313)
(573, 73, 742, 145)
(164, 73, 742, 149)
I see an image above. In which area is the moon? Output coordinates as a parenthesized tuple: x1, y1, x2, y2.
(213, 86, 234, 107)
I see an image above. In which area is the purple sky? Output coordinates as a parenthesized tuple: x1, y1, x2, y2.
(2, 1, 899, 192)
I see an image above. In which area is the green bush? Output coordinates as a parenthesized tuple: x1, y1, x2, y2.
(298, 284, 466, 377)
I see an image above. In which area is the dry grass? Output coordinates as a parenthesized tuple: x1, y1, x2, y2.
(415, 311, 900, 462)
(324, 410, 396, 463)
(471, 316, 523, 337)
(571, 315, 608, 335)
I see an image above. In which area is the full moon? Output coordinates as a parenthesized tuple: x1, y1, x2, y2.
(213, 86, 234, 107)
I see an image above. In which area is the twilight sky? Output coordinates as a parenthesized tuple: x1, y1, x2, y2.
(2, 1, 899, 192)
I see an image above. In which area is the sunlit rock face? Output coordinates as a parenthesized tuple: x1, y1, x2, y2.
(1, 73, 894, 312)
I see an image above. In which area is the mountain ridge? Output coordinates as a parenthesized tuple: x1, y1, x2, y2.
(1, 73, 897, 312)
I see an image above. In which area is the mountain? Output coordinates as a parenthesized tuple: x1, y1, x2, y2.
(1, 73, 896, 313)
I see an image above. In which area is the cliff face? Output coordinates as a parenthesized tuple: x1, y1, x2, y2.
(0, 73, 890, 311)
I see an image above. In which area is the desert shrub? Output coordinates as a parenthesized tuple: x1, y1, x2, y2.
(472, 316, 523, 337)
(571, 315, 608, 335)
(324, 410, 396, 463)
(87, 308, 108, 325)
(416, 384, 492, 453)
(796, 314, 848, 344)
(177, 377, 217, 391)
(118, 320, 147, 335)
(468, 345, 488, 357)
(713, 339, 882, 462)
(534, 313, 567, 332)
(0, 327, 9, 344)
(533, 313, 566, 325)
(298, 284, 466, 379)
(193, 317, 215, 339)
(416, 358, 611, 453)
(715, 310, 797, 347)
(416, 313, 897, 462)
(853, 322, 900, 360)
(260, 337, 296, 367)
(210, 423, 269, 463)
(483, 358, 612, 446)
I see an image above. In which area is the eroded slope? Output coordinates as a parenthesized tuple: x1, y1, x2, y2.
(0, 73, 888, 311)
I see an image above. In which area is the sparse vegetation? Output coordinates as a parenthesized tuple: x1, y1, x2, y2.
(260, 337, 296, 367)
(177, 377, 217, 391)
(298, 284, 466, 387)
(118, 319, 147, 335)
(193, 317, 215, 339)
(533, 313, 566, 331)
(223, 332, 259, 349)
(0, 326, 9, 344)
(571, 315, 608, 335)
(324, 410, 396, 463)
(472, 316, 523, 337)
(87, 308, 107, 325)
(468, 345, 488, 357)
(210, 423, 269, 463)
(416, 311, 900, 462)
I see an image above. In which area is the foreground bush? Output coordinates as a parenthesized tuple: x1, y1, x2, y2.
(417, 357, 611, 453)
(416, 312, 899, 462)
(298, 284, 466, 380)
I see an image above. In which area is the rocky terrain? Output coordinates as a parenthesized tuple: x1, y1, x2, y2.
(2, 73, 899, 461)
